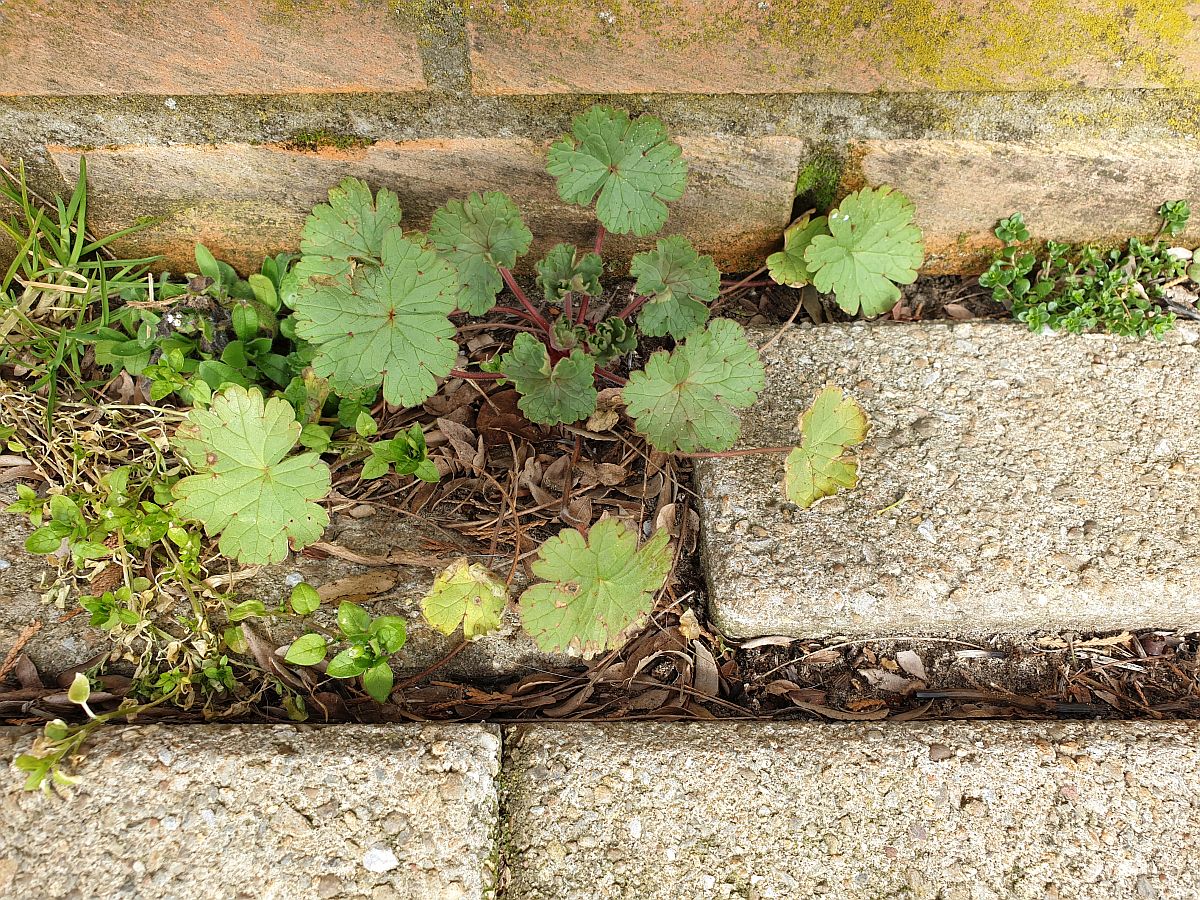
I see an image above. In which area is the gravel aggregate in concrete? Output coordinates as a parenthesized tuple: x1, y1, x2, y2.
(503, 721, 1200, 900)
(697, 322, 1200, 638)
(0, 723, 502, 899)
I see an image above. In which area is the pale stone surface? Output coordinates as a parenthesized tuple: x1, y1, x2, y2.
(853, 139, 1200, 271)
(504, 721, 1200, 900)
(697, 322, 1200, 639)
(0, 487, 564, 680)
(0, 724, 501, 899)
(47, 136, 803, 273)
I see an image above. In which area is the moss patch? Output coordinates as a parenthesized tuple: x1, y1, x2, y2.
(283, 128, 375, 152)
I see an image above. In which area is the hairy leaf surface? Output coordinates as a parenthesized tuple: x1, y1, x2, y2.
(766, 213, 830, 288)
(422, 558, 509, 640)
(292, 230, 459, 407)
(429, 191, 532, 314)
(784, 387, 869, 508)
(172, 386, 331, 564)
(536, 243, 604, 303)
(547, 106, 686, 236)
(518, 520, 672, 657)
(490, 332, 597, 425)
(293, 177, 402, 284)
(804, 187, 924, 316)
(630, 235, 720, 339)
(623, 319, 764, 452)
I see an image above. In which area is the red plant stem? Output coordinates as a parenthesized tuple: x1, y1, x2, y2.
(574, 292, 590, 325)
(680, 446, 793, 459)
(562, 293, 573, 322)
(593, 222, 607, 255)
(491, 304, 541, 326)
(594, 366, 627, 386)
(450, 368, 503, 381)
(499, 267, 551, 333)
(617, 294, 649, 320)
(455, 322, 540, 335)
(719, 265, 769, 295)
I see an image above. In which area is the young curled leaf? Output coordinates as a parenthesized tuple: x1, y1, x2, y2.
(547, 106, 687, 236)
(429, 191, 532, 314)
(421, 558, 509, 640)
(783, 387, 869, 508)
(487, 332, 597, 426)
(623, 319, 764, 453)
(536, 243, 603, 304)
(518, 520, 673, 658)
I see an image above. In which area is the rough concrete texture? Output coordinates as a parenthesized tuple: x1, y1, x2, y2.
(697, 322, 1200, 639)
(0, 723, 501, 899)
(0, 486, 564, 681)
(467, 0, 1200, 94)
(852, 138, 1200, 271)
(504, 721, 1200, 900)
(47, 135, 802, 273)
(0, 0, 426, 95)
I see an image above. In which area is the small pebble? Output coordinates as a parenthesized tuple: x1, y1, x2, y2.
(362, 847, 399, 873)
(284, 572, 304, 588)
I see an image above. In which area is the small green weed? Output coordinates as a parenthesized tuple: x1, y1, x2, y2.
(979, 202, 1193, 337)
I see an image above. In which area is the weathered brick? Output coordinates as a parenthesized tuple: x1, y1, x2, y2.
(0, 1, 426, 96)
(466, 0, 1200, 95)
(849, 138, 1200, 272)
(48, 136, 802, 273)
(698, 322, 1200, 639)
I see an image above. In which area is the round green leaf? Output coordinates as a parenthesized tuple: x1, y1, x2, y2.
(361, 661, 394, 703)
(547, 106, 687, 236)
(518, 520, 673, 658)
(491, 333, 597, 426)
(284, 633, 328, 666)
(289, 583, 321, 616)
(631, 235, 719, 339)
(429, 191, 532, 315)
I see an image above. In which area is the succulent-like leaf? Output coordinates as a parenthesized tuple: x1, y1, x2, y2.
(422, 558, 509, 640)
(293, 177, 403, 284)
(630, 235, 720, 339)
(171, 386, 331, 564)
(784, 387, 869, 508)
(291, 230, 459, 407)
(766, 213, 830, 288)
(518, 520, 672, 657)
(490, 332, 597, 425)
(536, 243, 604, 304)
(623, 319, 764, 452)
(589, 316, 637, 366)
(547, 105, 687, 236)
(804, 187, 924, 316)
(429, 191, 533, 314)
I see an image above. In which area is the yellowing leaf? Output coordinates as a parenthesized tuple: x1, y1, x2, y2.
(421, 558, 509, 640)
(783, 387, 869, 508)
(172, 386, 331, 564)
(518, 520, 672, 658)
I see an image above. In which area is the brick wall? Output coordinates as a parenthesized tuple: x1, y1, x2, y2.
(4, 0, 1200, 273)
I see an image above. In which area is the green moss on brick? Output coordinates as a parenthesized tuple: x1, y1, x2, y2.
(283, 128, 375, 152)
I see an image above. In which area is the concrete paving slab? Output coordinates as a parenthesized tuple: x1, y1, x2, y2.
(0, 724, 501, 899)
(503, 721, 1200, 900)
(0, 487, 564, 681)
(697, 322, 1200, 639)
